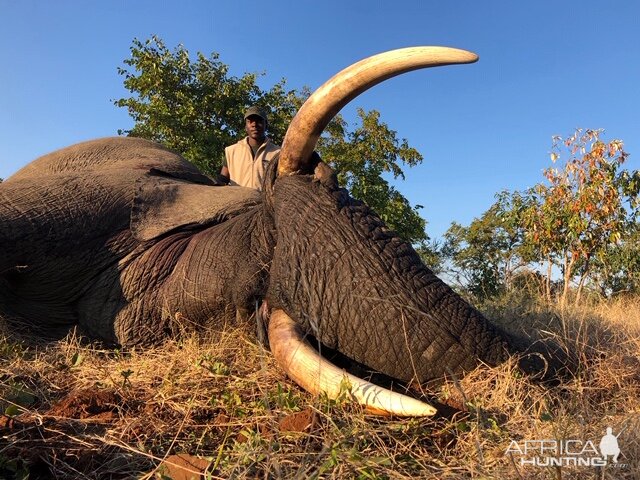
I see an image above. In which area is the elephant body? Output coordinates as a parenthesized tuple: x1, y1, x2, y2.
(0, 136, 519, 383)
(0, 137, 270, 344)
(1, 47, 566, 393)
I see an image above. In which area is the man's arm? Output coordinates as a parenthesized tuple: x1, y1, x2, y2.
(220, 165, 230, 182)
(217, 156, 230, 185)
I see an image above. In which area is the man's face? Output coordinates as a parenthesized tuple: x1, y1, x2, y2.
(245, 115, 266, 142)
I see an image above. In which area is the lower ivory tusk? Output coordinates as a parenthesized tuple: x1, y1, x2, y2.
(268, 309, 437, 417)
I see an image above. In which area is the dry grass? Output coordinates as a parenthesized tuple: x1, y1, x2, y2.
(1, 297, 639, 479)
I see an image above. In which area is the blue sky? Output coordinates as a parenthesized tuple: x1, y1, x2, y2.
(1, 1, 638, 240)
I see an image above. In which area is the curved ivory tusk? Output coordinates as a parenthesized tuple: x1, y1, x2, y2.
(278, 46, 478, 175)
(268, 309, 437, 417)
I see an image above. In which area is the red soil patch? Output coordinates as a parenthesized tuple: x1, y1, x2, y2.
(279, 407, 317, 433)
(46, 387, 121, 421)
(159, 453, 211, 480)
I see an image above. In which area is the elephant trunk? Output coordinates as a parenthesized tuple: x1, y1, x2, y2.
(267, 175, 513, 385)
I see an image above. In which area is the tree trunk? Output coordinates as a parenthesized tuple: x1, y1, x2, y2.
(545, 258, 553, 303)
(561, 253, 576, 308)
(575, 256, 591, 305)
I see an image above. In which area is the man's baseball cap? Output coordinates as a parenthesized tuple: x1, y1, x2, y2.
(244, 106, 267, 122)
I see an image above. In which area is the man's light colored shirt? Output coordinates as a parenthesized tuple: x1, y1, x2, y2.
(224, 137, 280, 190)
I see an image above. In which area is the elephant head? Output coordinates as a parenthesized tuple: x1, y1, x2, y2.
(0, 47, 563, 417)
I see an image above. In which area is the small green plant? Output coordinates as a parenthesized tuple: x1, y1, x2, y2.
(197, 354, 230, 376)
(1, 380, 36, 416)
(211, 389, 246, 417)
(267, 383, 300, 410)
(318, 443, 341, 475)
(120, 368, 134, 388)
(0, 454, 29, 480)
(0, 335, 27, 363)
(221, 429, 268, 468)
(70, 351, 84, 367)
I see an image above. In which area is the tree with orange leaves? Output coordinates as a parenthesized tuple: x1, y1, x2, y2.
(521, 129, 639, 304)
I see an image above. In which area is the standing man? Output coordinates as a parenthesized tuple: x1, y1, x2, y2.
(219, 106, 280, 190)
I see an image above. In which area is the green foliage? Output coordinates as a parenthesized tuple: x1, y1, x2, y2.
(120, 368, 134, 388)
(590, 222, 640, 296)
(1, 380, 36, 416)
(319, 108, 427, 243)
(0, 454, 30, 480)
(70, 351, 84, 367)
(115, 36, 429, 244)
(445, 128, 639, 302)
(114, 35, 293, 174)
(442, 190, 530, 300)
(197, 354, 231, 376)
(266, 383, 300, 410)
(0, 335, 26, 360)
(415, 239, 444, 273)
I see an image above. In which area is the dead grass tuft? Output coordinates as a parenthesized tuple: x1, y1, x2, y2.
(1, 297, 639, 478)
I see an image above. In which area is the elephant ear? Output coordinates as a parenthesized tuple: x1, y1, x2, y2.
(131, 169, 261, 241)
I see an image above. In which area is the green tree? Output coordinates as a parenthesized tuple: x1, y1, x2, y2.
(319, 108, 427, 243)
(442, 191, 529, 299)
(590, 216, 640, 296)
(415, 240, 444, 274)
(114, 35, 294, 174)
(115, 36, 429, 244)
